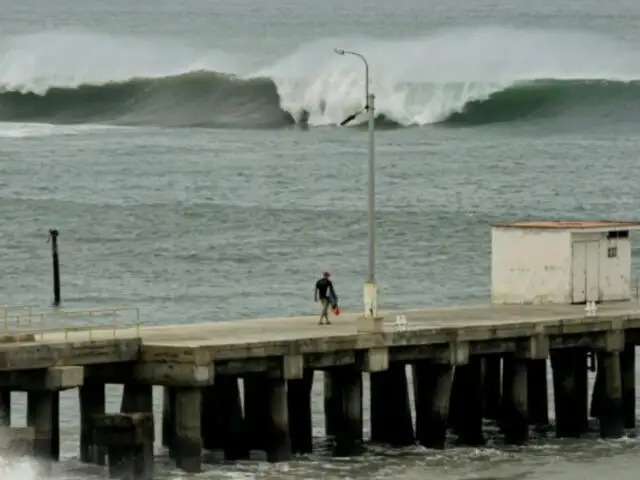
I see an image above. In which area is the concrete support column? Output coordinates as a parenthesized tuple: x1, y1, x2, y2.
(217, 375, 248, 460)
(590, 352, 605, 420)
(0, 389, 10, 426)
(620, 343, 636, 430)
(94, 413, 154, 480)
(482, 356, 501, 422)
(288, 368, 314, 454)
(324, 371, 342, 438)
(550, 349, 588, 438)
(333, 367, 363, 457)
(120, 383, 153, 414)
(599, 350, 624, 438)
(369, 363, 414, 446)
(452, 356, 485, 446)
(201, 385, 221, 451)
(266, 377, 291, 462)
(244, 374, 270, 452)
(501, 355, 528, 445)
(413, 360, 454, 449)
(174, 388, 202, 473)
(27, 390, 59, 462)
(527, 359, 549, 430)
(79, 378, 106, 465)
(0, 426, 35, 456)
(162, 387, 175, 450)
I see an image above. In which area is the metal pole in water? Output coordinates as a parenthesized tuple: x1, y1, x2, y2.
(334, 48, 377, 317)
(49, 229, 61, 307)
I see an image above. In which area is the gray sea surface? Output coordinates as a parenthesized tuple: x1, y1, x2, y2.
(1, 0, 640, 478)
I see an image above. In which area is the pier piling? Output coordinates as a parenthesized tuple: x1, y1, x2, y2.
(266, 376, 291, 462)
(288, 369, 314, 454)
(200, 385, 221, 451)
(453, 357, 485, 446)
(173, 388, 202, 473)
(599, 350, 624, 438)
(0, 389, 10, 426)
(324, 371, 342, 438)
(79, 378, 106, 465)
(370, 363, 414, 447)
(482, 356, 502, 422)
(120, 383, 152, 414)
(551, 349, 588, 437)
(620, 343, 636, 429)
(94, 413, 154, 480)
(243, 374, 270, 452)
(162, 387, 175, 450)
(501, 355, 528, 445)
(27, 391, 59, 463)
(332, 366, 363, 457)
(527, 359, 549, 429)
(0, 426, 35, 456)
(413, 360, 453, 449)
(217, 376, 248, 460)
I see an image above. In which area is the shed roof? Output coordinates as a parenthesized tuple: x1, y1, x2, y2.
(493, 220, 640, 232)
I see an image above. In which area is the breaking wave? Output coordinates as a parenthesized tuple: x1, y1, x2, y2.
(2, 28, 640, 129)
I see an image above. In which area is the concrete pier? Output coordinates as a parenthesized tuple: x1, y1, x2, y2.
(0, 426, 35, 456)
(551, 349, 588, 437)
(243, 374, 270, 453)
(453, 357, 485, 446)
(266, 376, 291, 462)
(482, 356, 501, 422)
(173, 388, 202, 472)
(501, 355, 528, 445)
(413, 360, 453, 449)
(0, 389, 10, 425)
(94, 413, 153, 480)
(527, 359, 549, 429)
(288, 368, 314, 454)
(216, 376, 247, 460)
(0, 301, 638, 473)
(331, 366, 363, 457)
(79, 378, 106, 465)
(599, 350, 624, 438)
(370, 363, 414, 446)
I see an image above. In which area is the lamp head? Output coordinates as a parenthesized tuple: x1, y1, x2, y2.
(334, 48, 345, 55)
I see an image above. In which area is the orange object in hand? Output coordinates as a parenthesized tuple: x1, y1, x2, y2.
(332, 305, 341, 316)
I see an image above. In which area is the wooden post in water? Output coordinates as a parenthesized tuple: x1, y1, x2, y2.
(48, 229, 61, 307)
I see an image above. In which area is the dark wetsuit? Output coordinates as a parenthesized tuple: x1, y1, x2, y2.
(315, 278, 337, 324)
(315, 278, 336, 301)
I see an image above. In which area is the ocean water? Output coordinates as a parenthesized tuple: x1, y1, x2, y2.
(2, 0, 640, 478)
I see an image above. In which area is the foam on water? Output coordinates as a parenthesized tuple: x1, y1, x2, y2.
(2, 27, 640, 128)
(0, 456, 40, 480)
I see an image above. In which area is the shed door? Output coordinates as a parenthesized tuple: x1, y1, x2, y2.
(572, 241, 600, 303)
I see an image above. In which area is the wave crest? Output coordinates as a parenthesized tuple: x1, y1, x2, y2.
(2, 28, 640, 129)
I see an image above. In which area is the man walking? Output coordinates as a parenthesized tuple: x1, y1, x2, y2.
(314, 271, 338, 325)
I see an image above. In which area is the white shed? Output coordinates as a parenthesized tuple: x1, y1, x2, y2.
(491, 220, 640, 305)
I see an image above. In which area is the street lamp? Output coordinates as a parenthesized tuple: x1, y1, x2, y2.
(334, 48, 377, 318)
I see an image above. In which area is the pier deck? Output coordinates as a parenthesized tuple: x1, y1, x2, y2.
(1, 301, 639, 475)
(1, 302, 639, 371)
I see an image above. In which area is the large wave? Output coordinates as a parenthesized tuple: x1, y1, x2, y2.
(2, 29, 640, 129)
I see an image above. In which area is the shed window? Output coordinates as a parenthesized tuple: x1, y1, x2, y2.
(607, 230, 629, 239)
(608, 246, 618, 258)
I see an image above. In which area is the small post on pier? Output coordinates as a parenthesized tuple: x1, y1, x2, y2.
(48, 229, 61, 307)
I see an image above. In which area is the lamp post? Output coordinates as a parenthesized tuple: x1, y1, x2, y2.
(334, 48, 377, 318)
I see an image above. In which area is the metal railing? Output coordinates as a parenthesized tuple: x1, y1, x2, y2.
(2, 305, 32, 323)
(1, 307, 141, 342)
